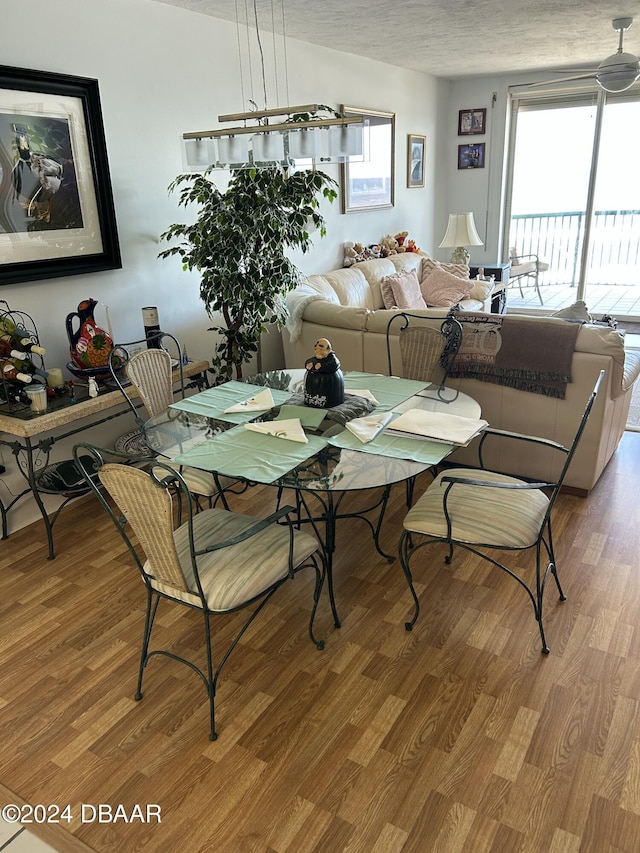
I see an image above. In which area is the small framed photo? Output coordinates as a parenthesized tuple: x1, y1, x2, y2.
(458, 143, 485, 170)
(407, 133, 425, 188)
(458, 108, 486, 136)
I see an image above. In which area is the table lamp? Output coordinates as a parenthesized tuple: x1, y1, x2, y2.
(438, 212, 483, 264)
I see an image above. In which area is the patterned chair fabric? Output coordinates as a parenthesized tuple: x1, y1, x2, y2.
(73, 449, 326, 741)
(397, 370, 604, 654)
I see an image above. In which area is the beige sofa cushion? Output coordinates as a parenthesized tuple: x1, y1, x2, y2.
(322, 267, 375, 308)
(299, 275, 341, 304)
(351, 257, 399, 308)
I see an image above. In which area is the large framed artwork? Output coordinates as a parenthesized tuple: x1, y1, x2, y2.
(0, 65, 121, 286)
(341, 106, 395, 213)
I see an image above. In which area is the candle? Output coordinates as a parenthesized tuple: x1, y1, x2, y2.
(46, 367, 64, 388)
(104, 304, 114, 339)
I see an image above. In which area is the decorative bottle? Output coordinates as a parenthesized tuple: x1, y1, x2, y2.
(10, 358, 49, 382)
(0, 317, 46, 356)
(0, 338, 28, 360)
(0, 358, 33, 384)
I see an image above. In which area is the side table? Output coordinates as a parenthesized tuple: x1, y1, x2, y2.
(0, 359, 209, 559)
(469, 262, 511, 314)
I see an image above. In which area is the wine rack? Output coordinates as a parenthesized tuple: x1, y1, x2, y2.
(0, 299, 47, 414)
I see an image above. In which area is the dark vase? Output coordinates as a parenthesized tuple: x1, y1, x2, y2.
(304, 352, 345, 408)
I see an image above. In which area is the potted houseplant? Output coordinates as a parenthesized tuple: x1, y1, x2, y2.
(159, 165, 337, 383)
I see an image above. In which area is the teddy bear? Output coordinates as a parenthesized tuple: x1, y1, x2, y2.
(395, 231, 409, 252)
(380, 234, 398, 257)
(343, 241, 358, 267)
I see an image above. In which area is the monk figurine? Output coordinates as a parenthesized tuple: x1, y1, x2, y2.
(304, 338, 345, 408)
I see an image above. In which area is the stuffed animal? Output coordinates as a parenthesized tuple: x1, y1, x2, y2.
(366, 244, 382, 259)
(380, 234, 398, 257)
(405, 239, 420, 253)
(343, 241, 358, 267)
(395, 231, 409, 251)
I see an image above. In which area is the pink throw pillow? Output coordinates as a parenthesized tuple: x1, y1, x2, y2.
(420, 267, 473, 307)
(420, 256, 470, 280)
(381, 270, 427, 310)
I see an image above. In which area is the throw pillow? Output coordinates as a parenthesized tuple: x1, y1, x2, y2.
(551, 301, 592, 323)
(468, 279, 493, 302)
(380, 269, 427, 310)
(421, 256, 470, 281)
(420, 267, 473, 307)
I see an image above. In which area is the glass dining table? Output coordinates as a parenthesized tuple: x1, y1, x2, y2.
(143, 369, 482, 627)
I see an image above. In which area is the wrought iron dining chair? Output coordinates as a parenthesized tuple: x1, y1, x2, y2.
(109, 334, 235, 508)
(509, 247, 550, 305)
(73, 444, 326, 741)
(386, 310, 464, 400)
(396, 370, 604, 654)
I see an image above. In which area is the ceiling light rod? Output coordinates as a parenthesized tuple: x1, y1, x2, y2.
(183, 115, 363, 141)
(218, 103, 324, 123)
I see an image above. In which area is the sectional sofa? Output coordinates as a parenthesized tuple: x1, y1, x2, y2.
(283, 253, 640, 493)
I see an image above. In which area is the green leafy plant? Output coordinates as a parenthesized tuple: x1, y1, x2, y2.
(159, 166, 337, 383)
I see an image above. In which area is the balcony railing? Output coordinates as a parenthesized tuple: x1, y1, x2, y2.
(510, 210, 640, 286)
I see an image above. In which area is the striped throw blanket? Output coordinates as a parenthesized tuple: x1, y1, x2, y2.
(449, 314, 581, 398)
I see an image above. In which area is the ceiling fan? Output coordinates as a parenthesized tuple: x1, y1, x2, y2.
(530, 17, 640, 92)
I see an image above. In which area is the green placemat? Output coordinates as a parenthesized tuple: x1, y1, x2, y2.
(344, 372, 430, 411)
(276, 404, 326, 429)
(171, 424, 328, 484)
(326, 426, 451, 465)
(169, 381, 291, 424)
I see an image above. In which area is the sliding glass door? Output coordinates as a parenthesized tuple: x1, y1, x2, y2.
(505, 88, 640, 318)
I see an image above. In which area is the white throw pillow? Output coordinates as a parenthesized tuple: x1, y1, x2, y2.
(468, 279, 493, 302)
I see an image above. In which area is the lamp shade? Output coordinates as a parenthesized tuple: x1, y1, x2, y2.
(439, 213, 483, 249)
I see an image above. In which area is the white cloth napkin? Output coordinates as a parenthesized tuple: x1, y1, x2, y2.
(224, 388, 275, 413)
(244, 418, 308, 443)
(345, 411, 393, 443)
(345, 389, 380, 406)
(384, 409, 488, 446)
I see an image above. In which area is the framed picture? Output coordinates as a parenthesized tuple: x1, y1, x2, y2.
(458, 143, 486, 170)
(407, 134, 425, 188)
(458, 108, 486, 136)
(0, 64, 121, 286)
(341, 106, 395, 213)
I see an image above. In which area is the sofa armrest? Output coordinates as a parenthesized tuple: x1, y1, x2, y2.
(301, 300, 369, 332)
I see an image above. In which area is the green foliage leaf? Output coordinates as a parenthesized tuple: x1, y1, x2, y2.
(159, 166, 336, 380)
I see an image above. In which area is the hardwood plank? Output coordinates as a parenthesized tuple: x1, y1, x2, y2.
(1, 433, 640, 850)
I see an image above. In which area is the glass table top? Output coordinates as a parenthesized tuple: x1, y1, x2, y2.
(143, 370, 482, 493)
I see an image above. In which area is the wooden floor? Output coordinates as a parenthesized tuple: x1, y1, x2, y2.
(2, 435, 640, 852)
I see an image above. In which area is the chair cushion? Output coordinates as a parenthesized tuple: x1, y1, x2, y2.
(149, 508, 319, 611)
(380, 269, 427, 310)
(420, 268, 473, 308)
(404, 468, 550, 548)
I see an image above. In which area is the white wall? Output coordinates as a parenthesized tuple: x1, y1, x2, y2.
(0, 0, 448, 533)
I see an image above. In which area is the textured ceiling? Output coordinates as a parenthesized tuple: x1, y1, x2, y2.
(149, 0, 639, 79)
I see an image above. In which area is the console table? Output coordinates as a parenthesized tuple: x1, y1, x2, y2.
(0, 359, 209, 559)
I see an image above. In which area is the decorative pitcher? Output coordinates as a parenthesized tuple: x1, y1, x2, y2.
(65, 298, 114, 370)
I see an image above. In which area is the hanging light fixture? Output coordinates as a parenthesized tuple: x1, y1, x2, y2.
(181, 1, 364, 170)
